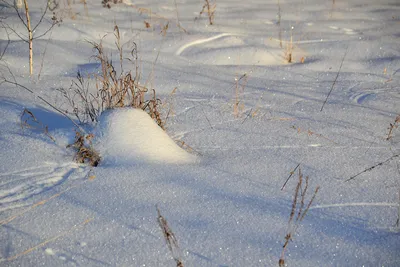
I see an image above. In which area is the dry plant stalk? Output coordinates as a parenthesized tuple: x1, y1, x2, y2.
(291, 125, 338, 144)
(198, 0, 216, 25)
(346, 153, 400, 182)
(156, 206, 184, 267)
(20, 108, 55, 142)
(386, 115, 400, 140)
(61, 24, 164, 128)
(279, 166, 319, 267)
(67, 131, 100, 166)
(163, 87, 177, 125)
(233, 73, 248, 118)
(284, 26, 294, 63)
(320, 46, 348, 111)
(58, 71, 100, 124)
(5, 218, 93, 261)
(102, 0, 123, 9)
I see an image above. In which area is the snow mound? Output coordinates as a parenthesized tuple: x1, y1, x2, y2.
(95, 108, 196, 165)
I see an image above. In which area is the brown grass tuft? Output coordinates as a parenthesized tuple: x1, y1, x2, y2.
(59, 24, 165, 129)
(67, 131, 100, 166)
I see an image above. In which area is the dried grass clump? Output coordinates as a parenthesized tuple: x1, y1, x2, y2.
(67, 131, 100, 167)
(279, 166, 319, 267)
(101, 0, 123, 9)
(60, 25, 164, 129)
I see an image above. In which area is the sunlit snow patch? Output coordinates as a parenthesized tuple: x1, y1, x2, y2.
(95, 108, 196, 165)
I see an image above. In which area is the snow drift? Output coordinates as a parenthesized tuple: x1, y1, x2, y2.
(95, 108, 196, 165)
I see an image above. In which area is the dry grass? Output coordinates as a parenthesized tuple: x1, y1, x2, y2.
(4, 218, 93, 262)
(279, 166, 319, 267)
(284, 27, 294, 63)
(20, 108, 55, 142)
(197, 0, 216, 25)
(102, 0, 123, 9)
(291, 125, 338, 144)
(233, 73, 248, 118)
(60, 24, 164, 129)
(67, 131, 101, 167)
(59, 24, 171, 166)
(157, 206, 184, 267)
(386, 114, 400, 140)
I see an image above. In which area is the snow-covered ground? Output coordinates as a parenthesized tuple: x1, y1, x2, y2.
(1, 0, 399, 266)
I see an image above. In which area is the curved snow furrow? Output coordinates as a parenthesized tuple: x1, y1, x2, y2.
(0, 163, 79, 212)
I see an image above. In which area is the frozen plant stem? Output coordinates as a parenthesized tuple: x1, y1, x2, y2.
(320, 46, 348, 111)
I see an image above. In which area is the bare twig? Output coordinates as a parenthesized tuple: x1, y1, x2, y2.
(156, 206, 184, 267)
(1, 78, 85, 133)
(320, 46, 348, 111)
(346, 153, 400, 182)
(20, 108, 56, 142)
(281, 163, 300, 190)
(386, 115, 400, 140)
(0, 21, 11, 60)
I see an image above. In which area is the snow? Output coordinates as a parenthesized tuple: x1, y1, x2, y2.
(0, 0, 399, 266)
(95, 108, 196, 165)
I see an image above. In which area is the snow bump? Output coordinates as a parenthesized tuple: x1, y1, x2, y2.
(95, 108, 197, 165)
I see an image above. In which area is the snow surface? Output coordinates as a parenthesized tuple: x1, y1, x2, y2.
(0, 0, 400, 266)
